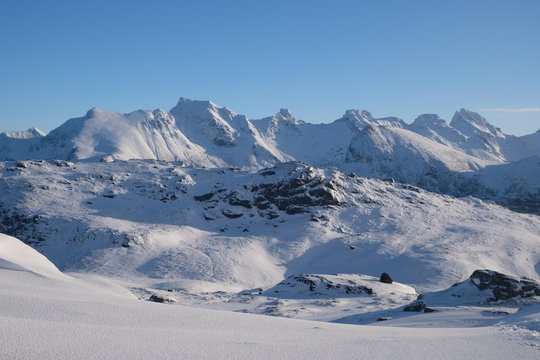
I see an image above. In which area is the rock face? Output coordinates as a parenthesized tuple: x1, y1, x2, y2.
(380, 272, 393, 284)
(193, 163, 350, 221)
(251, 164, 346, 215)
(469, 269, 540, 302)
(403, 301, 426, 312)
(399, 269, 540, 312)
(265, 274, 375, 298)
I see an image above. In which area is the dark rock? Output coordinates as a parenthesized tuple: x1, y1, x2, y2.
(251, 166, 345, 216)
(469, 269, 540, 301)
(285, 206, 308, 215)
(194, 192, 215, 201)
(379, 272, 393, 284)
(148, 294, 176, 303)
(276, 274, 373, 295)
(221, 210, 243, 219)
(226, 193, 252, 209)
(403, 301, 426, 312)
(265, 211, 279, 219)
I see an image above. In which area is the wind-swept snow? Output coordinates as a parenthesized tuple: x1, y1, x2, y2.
(0, 235, 538, 360)
(0, 233, 65, 278)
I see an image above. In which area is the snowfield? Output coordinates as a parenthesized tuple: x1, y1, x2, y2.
(1, 234, 539, 360)
(0, 98, 539, 358)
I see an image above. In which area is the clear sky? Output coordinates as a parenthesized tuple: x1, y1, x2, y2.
(1, 0, 539, 135)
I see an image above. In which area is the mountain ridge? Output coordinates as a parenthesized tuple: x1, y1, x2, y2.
(1, 97, 539, 210)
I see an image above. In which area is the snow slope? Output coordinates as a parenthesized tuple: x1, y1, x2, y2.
(0, 233, 65, 278)
(1, 160, 539, 295)
(343, 124, 489, 189)
(170, 98, 287, 168)
(32, 108, 224, 165)
(0, 127, 45, 161)
(1, 234, 538, 360)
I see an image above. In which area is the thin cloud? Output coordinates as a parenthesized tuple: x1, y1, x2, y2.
(479, 107, 540, 113)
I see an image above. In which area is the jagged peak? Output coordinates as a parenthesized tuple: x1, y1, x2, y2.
(274, 108, 299, 123)
(1, 127, 46, 139)
(27, 127, 46, 136)
(175, 97, 217, 109)
(411, 114, 447, 128)
(177, 97, 193, 104)
(334, 109, 376, 130)
(279, 108, 293, 118)
(451, 108, 489, 126)
(85, 107, 105, 118)
(344, 109, 374, 120)
(450, 108, 503, 138)
(376, 116, 406, 128)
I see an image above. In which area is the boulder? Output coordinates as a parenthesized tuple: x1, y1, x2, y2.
(379, 272, 393, 284)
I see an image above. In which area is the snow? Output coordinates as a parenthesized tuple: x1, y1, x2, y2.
(1, 235, 539, 359)
(1, 160, 539, 296)
(0, 233, 65, 278)
(1, 99, 539, 206)
(1, 98, 539, 358)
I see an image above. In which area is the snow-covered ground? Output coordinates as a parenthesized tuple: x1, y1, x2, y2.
(1, 160, 539, 294)
(1, 233, 538, 360)
(0, 98, 539, 357)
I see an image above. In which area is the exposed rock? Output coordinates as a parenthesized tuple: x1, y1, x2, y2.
(251, 165, 345, 215)
(469, 269, 540, 301)
(265, 274, 374, 297)
(221, 210, 243, 219)
(194, 192, 215, 201)
(379, 272, 393, 284)
(149, 294, 177, 303)
(403, 301, 426, 312)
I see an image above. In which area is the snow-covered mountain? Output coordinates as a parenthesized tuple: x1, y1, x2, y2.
(0, 127, 45, 160)
(1, 159, 539, 294)
(1, 98, 538, 206)
(1, 108, 224, 166)
(1, 99, 539, 348)
(170, 98, 287, 168)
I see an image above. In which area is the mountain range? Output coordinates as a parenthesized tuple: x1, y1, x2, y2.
(2, 97, 539, 210)
(1, 98, 540, 352)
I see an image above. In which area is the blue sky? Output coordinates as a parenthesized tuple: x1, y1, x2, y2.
(1, 0, 538, 135)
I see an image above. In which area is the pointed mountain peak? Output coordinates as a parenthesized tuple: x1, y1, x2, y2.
(27, 127, 46, 137)
(335, 109, 378, 131)
(1, 127, 46, 139)
(264, 108, 302, 127)
(411, 114, 447, 128)
(279, 108, 293, 118)
(344, 109, 374, 120)
(85, 107, 105, 118)
(451, 108, 488, 125)
(177, 97, 193, 104)
(175, 97, 217, 108)
(450, 108, 503, 138)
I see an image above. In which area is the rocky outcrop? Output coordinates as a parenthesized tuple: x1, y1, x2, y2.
(469, 269, 540, 302)
(380, 272, 393, 284)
